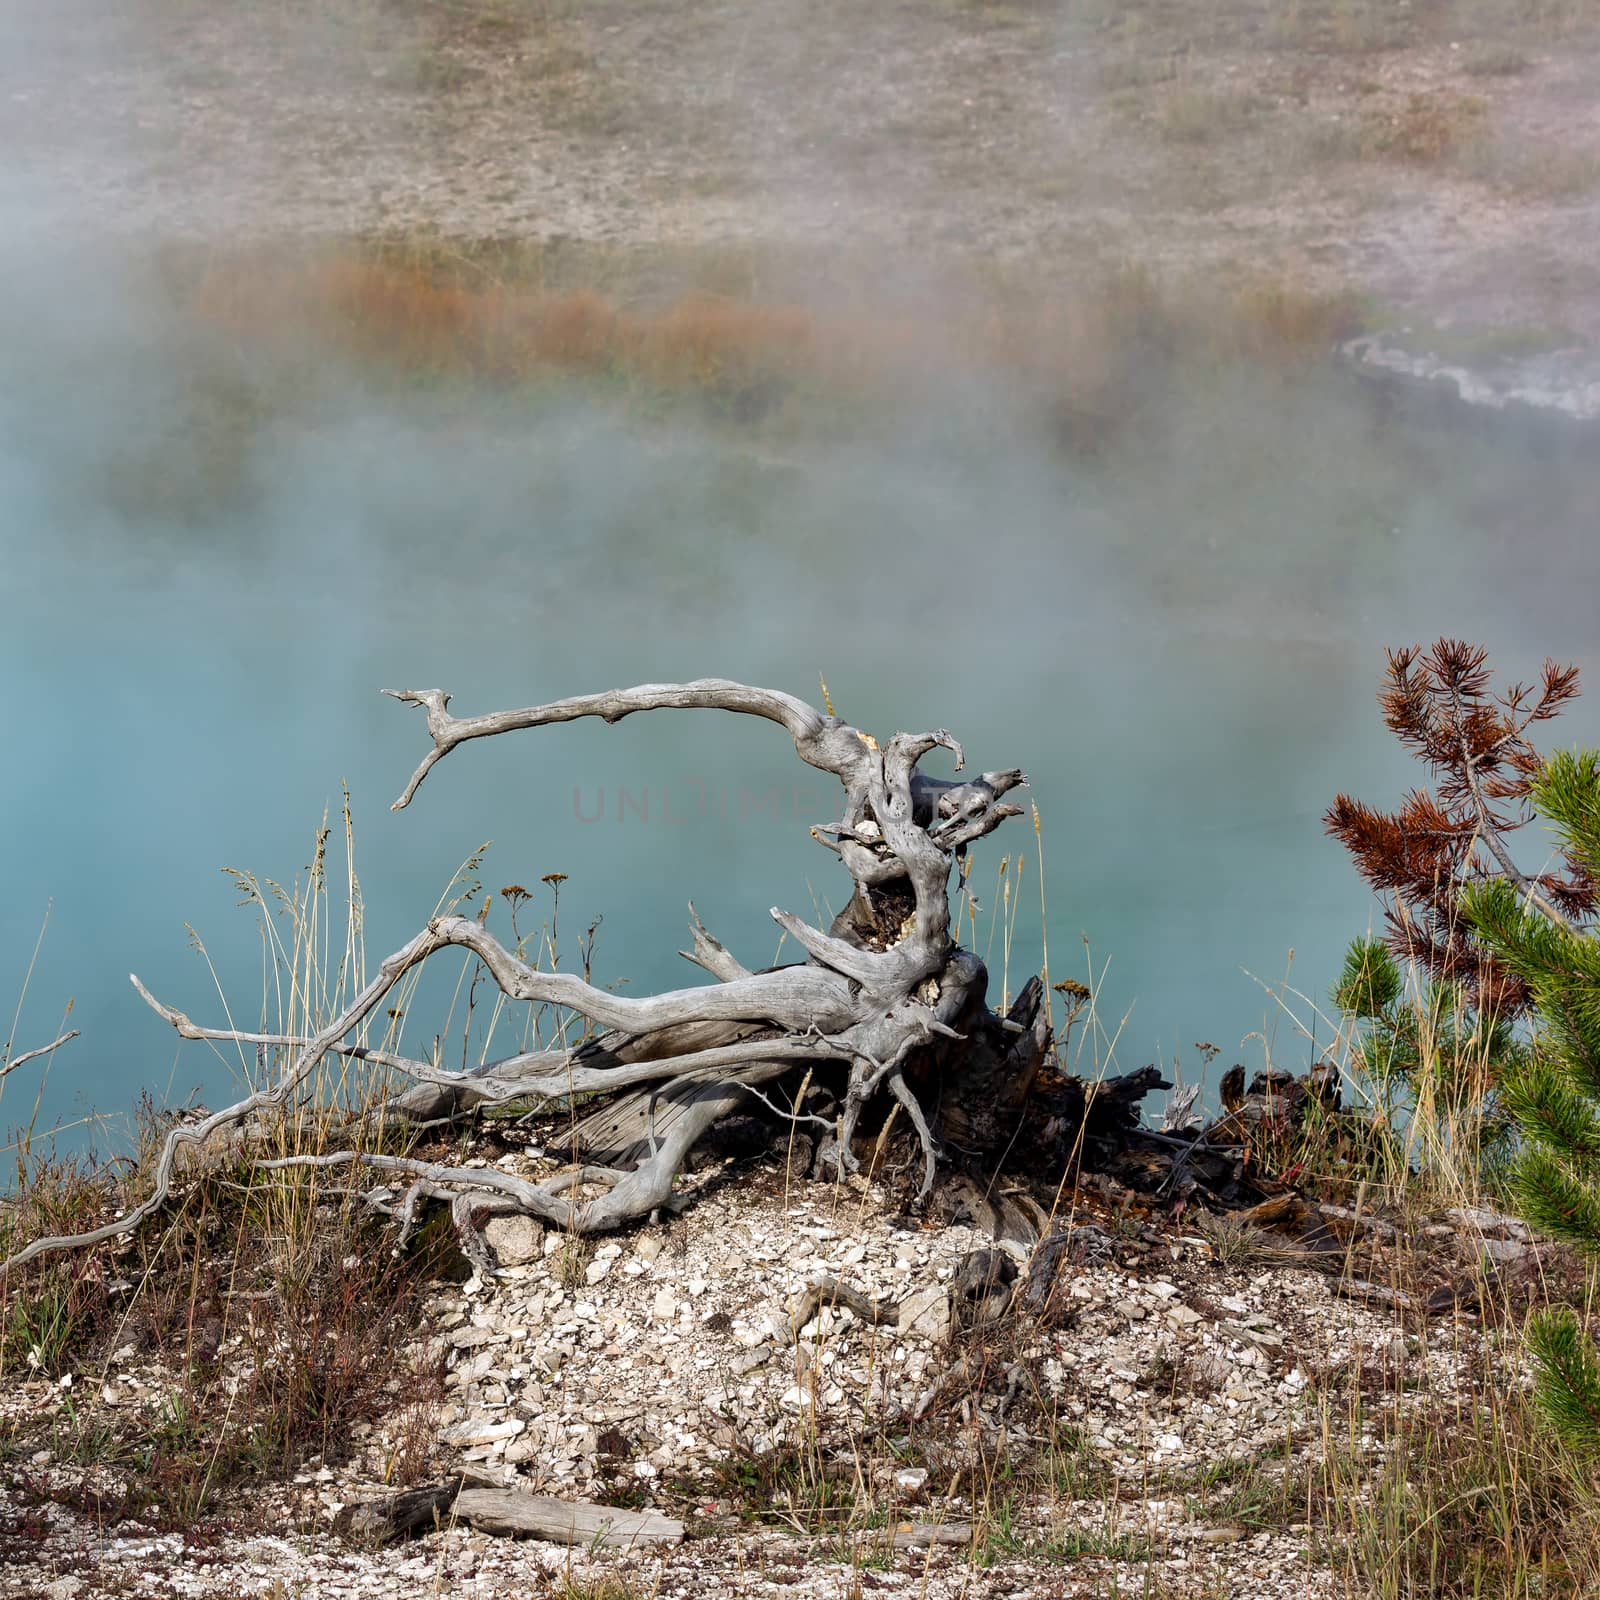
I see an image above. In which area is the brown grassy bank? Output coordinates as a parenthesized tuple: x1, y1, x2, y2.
(166, 239, 1362, 442)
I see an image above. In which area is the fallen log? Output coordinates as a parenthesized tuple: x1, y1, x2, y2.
(1052, 1057, 1383, 1219)
(888, 1520, 973, 1549)
(450, 1488, 684, 1547)
(342, 1480, 463, 1543)
(1333, 1277, 1415, 1312)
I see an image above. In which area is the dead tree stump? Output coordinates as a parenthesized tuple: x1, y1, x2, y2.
(3, 679, 1054, 1276)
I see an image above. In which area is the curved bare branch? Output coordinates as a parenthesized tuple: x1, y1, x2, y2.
(385, 680, 833, 810)
(1, 928, 444, 1281)
(429, 916, 857, 1033)
(0, 1030, 79, 1083)
(136, 975, 846, 1107)
(261, 1070, 781, 1235)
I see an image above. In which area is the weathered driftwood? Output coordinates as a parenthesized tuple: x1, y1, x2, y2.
(449, 1487, 684, 1546)
(1, 679, 1050, 1278)
(344, 1480, 684, 1547)
(1333, 1277, 1415, 1312)
(889, 1520, 974, 1550)
(343, 1479, 464, 1542)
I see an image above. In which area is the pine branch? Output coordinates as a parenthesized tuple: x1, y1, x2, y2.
(1535, 751, 1600, 886)
(1447, 668, 1573, 929)
(1527, 1307, 1600, 1458)
(1508, 1145, 1600, 1255)
(1327, 640, 1590, 1019)
(1500, 1057, 1600, 1167)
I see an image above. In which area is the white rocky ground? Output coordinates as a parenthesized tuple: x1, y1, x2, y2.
(0, 1155, 1520, 1600)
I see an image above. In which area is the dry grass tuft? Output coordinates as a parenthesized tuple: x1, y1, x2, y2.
(0, 806, 465, 1527)
(1153, 85, 1264, 146)
(1461, 41, 1533, 77)
(1320, 1303, 1600, 1599)
(0, 1142, 454, 1526)
(1368, 91, 1491, 166)
(0, 1156, 122, 1375)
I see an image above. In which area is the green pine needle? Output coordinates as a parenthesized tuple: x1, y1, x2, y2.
(1528, 1307, 1600, 1458)
(1335, 936, 1403, 1018)
(1510, 1146, 1600, 1255)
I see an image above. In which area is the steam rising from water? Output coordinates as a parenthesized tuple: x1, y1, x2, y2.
(3, 5, 1599, 1143)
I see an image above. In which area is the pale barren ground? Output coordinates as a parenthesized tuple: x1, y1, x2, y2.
(3, 1165, 1528, 1600)
(1, 0, 1598, 344)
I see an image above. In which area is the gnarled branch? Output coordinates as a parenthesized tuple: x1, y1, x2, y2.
(3, 678, 1049, 1276)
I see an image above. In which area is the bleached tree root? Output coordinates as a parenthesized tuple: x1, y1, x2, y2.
(1, 680, 1050, 1279)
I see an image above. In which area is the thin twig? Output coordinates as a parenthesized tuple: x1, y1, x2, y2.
(0, 1030, 80, 1083)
